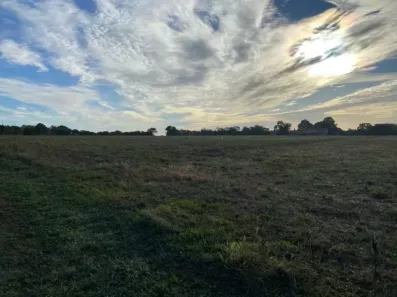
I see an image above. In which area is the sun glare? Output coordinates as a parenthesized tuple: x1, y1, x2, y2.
(294, 33, 356, 77)
(308, 54, 356, 77)
(295, 35, 343, 61)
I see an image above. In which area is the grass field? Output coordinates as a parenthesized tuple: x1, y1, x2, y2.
(0, 136, 396, 297)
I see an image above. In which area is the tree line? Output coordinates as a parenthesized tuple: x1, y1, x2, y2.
(0, 123, 158, 136)
(0, 117, 396, 136)
(166, 117, 397, 136)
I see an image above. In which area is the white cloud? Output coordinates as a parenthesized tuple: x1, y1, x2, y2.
(0, 78, 159, 131)
(97, 100, 115, 110)
(0, 0, 396, 128)
(342, 71, 397, 84)
(325, 102, 397, 118)
(0, 104, 55, 124)
(324, 101, 397, 128)
(307, 80, 397, 111)
(0, 78, 98, 112)
(0, 39, 47, 71)
(266, 79, 397, 126)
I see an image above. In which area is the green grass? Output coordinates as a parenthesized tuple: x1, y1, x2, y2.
(0, 136, 396, 297)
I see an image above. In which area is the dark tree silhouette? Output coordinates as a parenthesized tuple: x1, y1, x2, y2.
(22, 125, 36, 135)
(274, 121, 292, 135)
(35, 123, 48, 135)
(1, 119, 396, 136)
(249, 125, 270, 135)
(369, 124, 397, 135)
(298, 119, 314, 130)
(314, 117, 341, 134)
(147, 128, 158, 135)
(51, 125, 72, 135)
(165, 126, 179, 136)
(357, 123, 373, 134)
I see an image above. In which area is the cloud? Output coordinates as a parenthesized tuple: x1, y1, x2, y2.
(0, 78, 98, 112)
(325, 101, 397, 118)
(342, 71, 397, 84)
(0, 0, 396, 129)
(324, 101, 397, 128)
(0, 78, 159, 131)
(0, 104, 55, 124)
(307, 79, 397, 111)
(0, 39, 48, 71)
(267, 79, 397, 123)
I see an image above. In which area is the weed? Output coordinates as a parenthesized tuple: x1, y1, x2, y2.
(371, 188, 390, 200)
(220, 241, 261, 267)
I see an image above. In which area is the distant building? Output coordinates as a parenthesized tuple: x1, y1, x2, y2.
(297, 128, 329, 135)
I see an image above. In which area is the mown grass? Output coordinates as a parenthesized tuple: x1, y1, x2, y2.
(0, 136, 396, 297)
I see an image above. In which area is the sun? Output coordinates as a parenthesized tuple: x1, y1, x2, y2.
(295, 34, 343, 61)
(292, 32, 356, 77)
(308, 53, 356, 77)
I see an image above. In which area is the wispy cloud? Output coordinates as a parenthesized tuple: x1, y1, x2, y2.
(324, 101, 397, 128)
(307, 79, 397, 111)
(325, 101, 397, 118)
(0, 39, 48, 71)
(267, 79, 397, 125)
(0, 78, 98, 112)
(0, 0, 396, 129)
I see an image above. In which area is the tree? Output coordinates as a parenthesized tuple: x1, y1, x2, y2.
(357, 123, 372, 134)
(165, 126, 179, 136)
(298, 119, 314, 130)
(241, 127, 250, 135)
(274, 121, 291, 135)
(226, 126, 240, 135)
(323, 117, 336, 127)
(147, 127, 158, 136)
(6, 126, 22, 135)
(51, 125, 72, 135)
(21, 125, 36, 135)
(250, 125, 270, 135)
(314, 117, 340, 134)
(216, 127, 226, 135)
(79, 130, 95, 136)
(110, 130, 123, 136)
(201, 128, 214, 136)
(0, 123, 157, 136)
(35, 123, 48, 135)
(370, 124, 397, 135)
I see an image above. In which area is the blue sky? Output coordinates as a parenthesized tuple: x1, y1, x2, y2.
(0, 0, 396, 132)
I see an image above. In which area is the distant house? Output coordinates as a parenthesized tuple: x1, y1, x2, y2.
(297, 128, 329, 135)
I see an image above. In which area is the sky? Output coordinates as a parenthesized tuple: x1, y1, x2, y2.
(0, 0, 396, 133)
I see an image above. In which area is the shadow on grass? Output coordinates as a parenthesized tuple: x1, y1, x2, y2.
(0, 154, 298, 297)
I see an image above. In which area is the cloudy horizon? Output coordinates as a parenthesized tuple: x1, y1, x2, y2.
(0, 0, 396, 132)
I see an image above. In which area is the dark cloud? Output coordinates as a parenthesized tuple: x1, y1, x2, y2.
(181, 39, 214, 61)
(76, 26, 87, 48)
(194, 10, 220, 31)
(364, 10, 381, 17)
(313, 10, 346, 34)
(152, 65, 209, 87)
(167, 15, 186, 32)
(239, 79, 264, 96)
(233, 42, 252, 63)
(279, 56, 323, 75)
(347, 21, 383, 38)
(173, 65, 209, 85)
